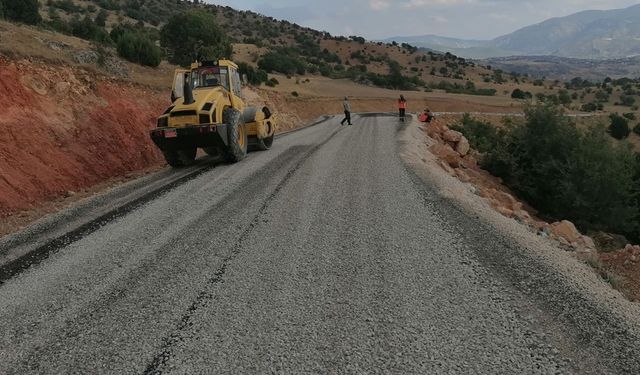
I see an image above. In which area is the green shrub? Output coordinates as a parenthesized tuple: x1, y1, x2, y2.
(450, 114, 501, 154)
(581, 102, 598, 112)
(563, 125, 638, 233)
(436, 80, 496, 96)
(48, 0, 83, 13)
(633, 123, 640, 135)
(69, 15, 111, 43)
(258, 51, 306, 75)
(609, 113, 630, 139)
(619, 95, 636, 107)
(291, 91, 299, 97)
(46, 18, 72, 34)
(623, 112, 636, 120)
(95, 0, 120, 11)
(3, 0, 41, 25)
(558, 89, 572, 105)
(116, 31, 161, 67)
(95, 9, 108, 27)
(511, 88, 531, 99)
(466, 103, 640, 238)
(237, 62, 268, 85)
(265, 77, 279, 87)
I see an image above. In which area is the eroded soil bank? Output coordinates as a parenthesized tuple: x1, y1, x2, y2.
(0, 57, 168, 219)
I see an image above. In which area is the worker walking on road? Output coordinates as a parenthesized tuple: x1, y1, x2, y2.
(398, 95, 407, 121)
(341, 96, 353, 126)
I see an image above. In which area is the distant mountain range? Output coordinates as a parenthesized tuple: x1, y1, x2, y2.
(383, 4, 640, 60)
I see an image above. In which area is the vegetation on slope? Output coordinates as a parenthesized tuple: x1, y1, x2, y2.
(453, 105, 640, 242)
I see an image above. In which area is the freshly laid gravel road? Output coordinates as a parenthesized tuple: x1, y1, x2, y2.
(0, 115, 638, 374)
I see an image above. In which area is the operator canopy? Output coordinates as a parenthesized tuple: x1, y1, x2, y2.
(192, 66, 229, 90)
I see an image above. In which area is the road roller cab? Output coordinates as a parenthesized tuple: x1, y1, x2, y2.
(150, 59, 277, 167)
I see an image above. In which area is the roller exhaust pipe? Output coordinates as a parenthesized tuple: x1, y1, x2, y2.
(183, 80, 195, 105)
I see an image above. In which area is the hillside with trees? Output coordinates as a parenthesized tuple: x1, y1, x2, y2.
(4, 0, 640, 122)
(0, 0, 516, 94)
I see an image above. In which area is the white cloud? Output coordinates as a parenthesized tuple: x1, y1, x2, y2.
(402, 0, 476, 8)
(369, 0, 391, 10)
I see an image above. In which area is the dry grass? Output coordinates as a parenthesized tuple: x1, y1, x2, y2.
(0, 20, 178, 90)
(260, 73, 525, 114)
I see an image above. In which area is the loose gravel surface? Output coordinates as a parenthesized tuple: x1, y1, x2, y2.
(0, 115, 639, 374)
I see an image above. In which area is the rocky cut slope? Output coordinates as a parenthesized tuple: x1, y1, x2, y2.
(0, 56, 168, 218)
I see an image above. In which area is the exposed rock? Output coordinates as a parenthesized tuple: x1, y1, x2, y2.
(495, 206, 514, 218)
(514, 210, 531, 222)
(21, 75, 47, 95)
(557, 236, 571, 247)
(438, 160, 456, 176)
(34, 37, 71, 51)
(591, 231, 628, 253)
(479, 188, 523, 214)
(462, 154, 478, 168)
(73, 50, 99, 65)
(550, 220, 581, 244)
(55, 82, 71, 95)
(102, 54, 129, 78)
(454, 169, 471, 183)
(442, 129, 463, 143)
(455, 136, 470, 156)
(580, 235, 596, 250)
(73, 49, 129, 78)
(426, 122, 449, 139)
(429, 143, 462, 168)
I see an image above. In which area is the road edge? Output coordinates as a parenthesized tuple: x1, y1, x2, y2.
(397, 116, 640, 373)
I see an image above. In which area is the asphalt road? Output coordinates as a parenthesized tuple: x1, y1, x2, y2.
(0, 115, 638, 374)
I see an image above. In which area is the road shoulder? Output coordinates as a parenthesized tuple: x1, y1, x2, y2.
(398, 116, 640, 373)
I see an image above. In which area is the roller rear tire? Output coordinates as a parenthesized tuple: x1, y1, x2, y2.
(223, 108, 248, 163)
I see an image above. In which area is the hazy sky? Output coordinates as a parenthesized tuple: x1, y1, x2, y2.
(206, 0, 640, 40)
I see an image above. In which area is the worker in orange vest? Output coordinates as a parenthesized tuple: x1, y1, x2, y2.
(419, 108, 434, 123)
(398, 95, 407, 121)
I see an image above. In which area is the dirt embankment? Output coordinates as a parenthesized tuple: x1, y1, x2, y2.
(0, 56, 168, 219)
